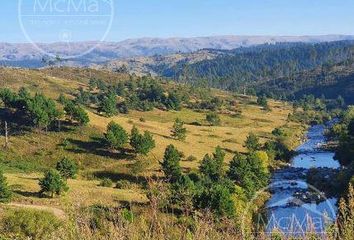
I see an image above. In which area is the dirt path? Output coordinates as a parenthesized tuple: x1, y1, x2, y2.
(4, 203, 67, 220)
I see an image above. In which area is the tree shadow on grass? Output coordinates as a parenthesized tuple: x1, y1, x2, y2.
(13, 189, 42, 198)
(93, 171, 147, 185)
(0, 108, 32, 135)
(93, 170, 163, 186)
(65, 136, 135, 160)
(153, 132, 174, 140)
(221, 147, 239, 155)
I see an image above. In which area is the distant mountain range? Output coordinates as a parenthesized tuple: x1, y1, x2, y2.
(2, 35, 354, 68)
(102, 40, 354, 104)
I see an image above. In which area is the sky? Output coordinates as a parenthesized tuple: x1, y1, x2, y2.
(1, 0, 354, 43)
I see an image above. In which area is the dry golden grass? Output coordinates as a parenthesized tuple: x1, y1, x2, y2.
(5, 172, 147, 209)
(0, 67, 85, 99)
(0, 67, 304, 224)
(88, 98, 298, 169)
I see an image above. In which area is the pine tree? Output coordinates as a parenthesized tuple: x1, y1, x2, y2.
(56, 157, 78, 179)
(130, 126, 155, 155)
(99, 92, 117, 117)
(64, 100, 89, 125)
(171, 118, 187, 141)
(39, 169, 68, 198)
(161, 144, 182, 181)
(105, 121, 128, 151)
(199, 146, 225, 181)
(0, 169, 12, 203)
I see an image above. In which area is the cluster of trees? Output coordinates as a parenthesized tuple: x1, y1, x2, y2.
(75, 77, 234, 119)
(39, 157, 78, 197)
(0, 88, 89, 131)
(159, 133, 272, 218)
(105, 122, 156, 155)
(0, 88, 61, 130)
(59, 94, 89, 125)
(255, 58, 354, 105)
(188, 97, 223, 111)
(331, 107, 354, 167)
(287, 94, 346, 125)
(74, 77, 186, 117)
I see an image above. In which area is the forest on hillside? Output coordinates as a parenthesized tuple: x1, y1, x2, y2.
(147, 41, 354, 103)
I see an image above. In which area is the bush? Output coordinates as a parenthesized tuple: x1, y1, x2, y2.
(206, 112, 221, 126)
(56, 157, 78, 179)
(99, 178, 113, 187)
(0, 209, 62, 239)
(171, 118, 187, 141)
(244, 133, 261, 152)
(116, 180, 131, 189)
(121, 208, 134, 223)
(185, 155, 197, 162)
(0, 169, 12, 203)
(39, 169, 68, 198)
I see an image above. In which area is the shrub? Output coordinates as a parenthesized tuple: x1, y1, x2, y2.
(0, 169, 12, 203)
(56, 157, 78, 179)
(244, 132, 261, 152)
(185, 155, 197, 162)
(39, 169, 68, 198)
(99, 178, 113, 187)
(171, 118, 187, 141)
(121, 208, 134, 223)
(116, 180, 131, 189)
(0, 208, 62, 239)
(206, 112, 221, 126)
(257, 94, 270, 111)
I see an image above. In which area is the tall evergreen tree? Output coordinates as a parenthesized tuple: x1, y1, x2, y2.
(199, 146, 225, 181)
(100, 92, 117, 117)
(161, 144, 182, 182)
(39, 169, 68, 198)
(105, 121, 128, 151)
(130, 126, 156, 155)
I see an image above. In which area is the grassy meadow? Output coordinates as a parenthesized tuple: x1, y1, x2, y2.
(0, 67, 306, 239)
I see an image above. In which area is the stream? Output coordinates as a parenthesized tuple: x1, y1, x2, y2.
(265, 123, 340, 235)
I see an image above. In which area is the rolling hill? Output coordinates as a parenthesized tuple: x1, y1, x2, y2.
(103, 41, 354, 103)
(2, 35, 354, 68)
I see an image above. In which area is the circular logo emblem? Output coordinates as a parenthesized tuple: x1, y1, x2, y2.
(18, 0, 114, 59)
(241, 180, 338, 238)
